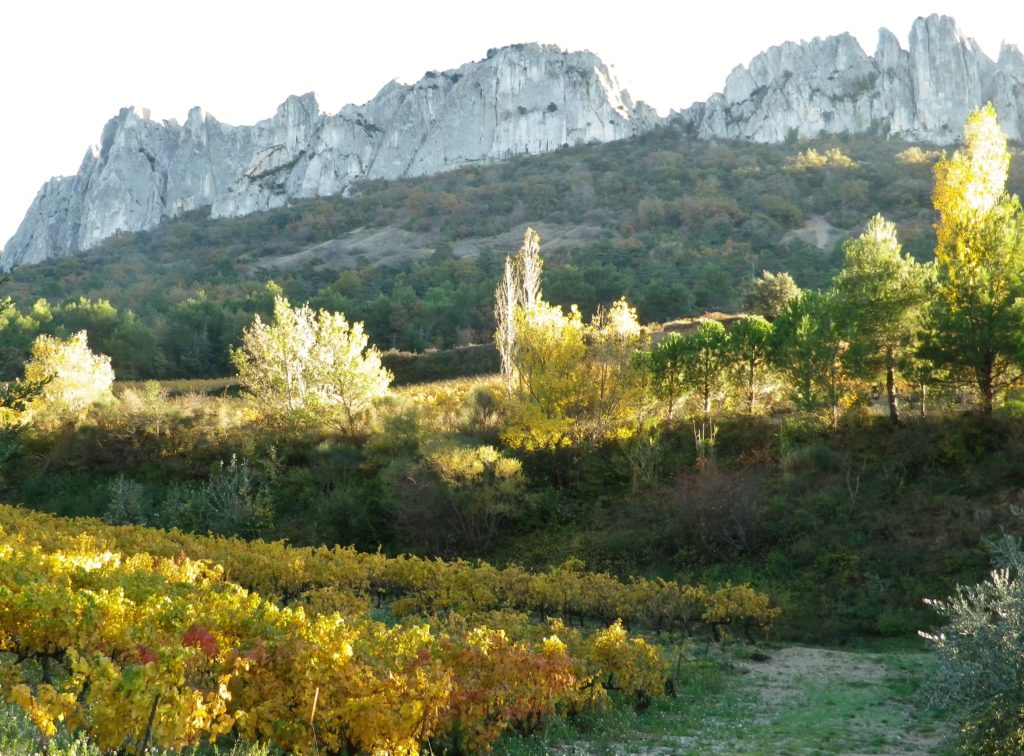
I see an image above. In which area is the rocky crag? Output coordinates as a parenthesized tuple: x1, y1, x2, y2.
(3, 44, 657, 269)
(675, 14, 1024, 144)
(8, 15, 1024, 270)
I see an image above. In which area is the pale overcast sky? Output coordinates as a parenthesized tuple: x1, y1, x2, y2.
(2, 1, 1021, 250)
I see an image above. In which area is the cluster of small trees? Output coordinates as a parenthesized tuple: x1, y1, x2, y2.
(495, 106, 1024, 442)
(495, 230, 650, 449)
(776, 104, 1024, 419)
(493, 218, 925, 445)
(771, 211, 930, 426)
(2, 296, 393, 436)
(648, 316, 773, 421)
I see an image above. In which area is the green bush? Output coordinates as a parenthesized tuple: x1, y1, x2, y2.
(102, 474, 150, 525)
(161, 453, 277, 538)
(923, 529, 1024, 752)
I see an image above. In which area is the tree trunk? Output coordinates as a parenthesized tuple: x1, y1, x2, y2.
(828, 362, 839, 429)
(747, 361, 755, 414)
(885, 352, 900, 424)
(981, 380, 994, 415)
(978, 354, 996, 415)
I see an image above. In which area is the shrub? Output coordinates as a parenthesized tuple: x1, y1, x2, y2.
(232, 296, 391, 433)
(23, 331, 114, 424)
(922, 529, 1024, 752)
(102, 475, 150, 525)
(160, 454, 278, 538)
(389, 443, 526, 555)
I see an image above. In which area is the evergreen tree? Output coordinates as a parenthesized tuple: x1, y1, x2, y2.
(677, 320, 730, 421)
(726, 316, 775, 414)
(645, 334, 688, 422)
(773, 290, 852, 428)
(834, 215, 932, 423)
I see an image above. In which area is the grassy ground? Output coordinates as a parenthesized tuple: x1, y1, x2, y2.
(115, 377, 240, 396)
(495, 644, 955, 755)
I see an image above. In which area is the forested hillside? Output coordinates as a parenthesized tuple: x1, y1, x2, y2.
(5, 125, 1020, 379)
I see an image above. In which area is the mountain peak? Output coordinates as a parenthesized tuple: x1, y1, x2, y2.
(7, 16, 1024, 271)
(3, 46, 656, 270)
(675, 14, 1023, 145)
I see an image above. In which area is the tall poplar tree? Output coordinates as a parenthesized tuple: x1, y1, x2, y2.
(923, 104, 1024, 414)
(494, 228, 544, 398)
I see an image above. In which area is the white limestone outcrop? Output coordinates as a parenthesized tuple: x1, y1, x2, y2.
(676, 15, 1024, 145)
(3, 44, 656, 269)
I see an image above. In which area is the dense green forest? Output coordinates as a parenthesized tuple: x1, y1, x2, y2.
(5, 124, 1021, 380)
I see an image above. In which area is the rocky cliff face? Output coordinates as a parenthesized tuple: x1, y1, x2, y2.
(676, 14, 1024, 145)
(3, 44, 657, 270)
(10, 16, 1024, 271)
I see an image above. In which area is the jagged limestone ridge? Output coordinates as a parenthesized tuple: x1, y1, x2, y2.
(674, 14, 1024, 144)
(3, 43, 657, 270)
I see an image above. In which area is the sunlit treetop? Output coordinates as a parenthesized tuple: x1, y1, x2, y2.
(595, 298, 642, 340)
(933, 103, 1011, 231)
(23, 330, 114, 423)
(853, 213, 900, 255)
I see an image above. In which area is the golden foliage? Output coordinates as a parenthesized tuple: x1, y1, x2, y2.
(932, 103, 1017, 295)
(23, 331, 114, 424)
(789, 147, 858, 170)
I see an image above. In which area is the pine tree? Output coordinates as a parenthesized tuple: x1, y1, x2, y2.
(726, 316, 775, 414)
(834, 215, 932, 423)
(773, 290, 852, 428)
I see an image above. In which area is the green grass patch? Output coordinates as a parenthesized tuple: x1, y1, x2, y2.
(494, 645, 954, 755)
(116, 377, 241, 396)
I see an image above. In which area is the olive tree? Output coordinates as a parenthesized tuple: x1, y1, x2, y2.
(923, 531, 1024, 751)
(745, 271, 801, 321)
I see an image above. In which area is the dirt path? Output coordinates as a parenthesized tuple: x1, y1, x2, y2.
(523, 645, 953, 755)
(717, 646, 950, 754)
